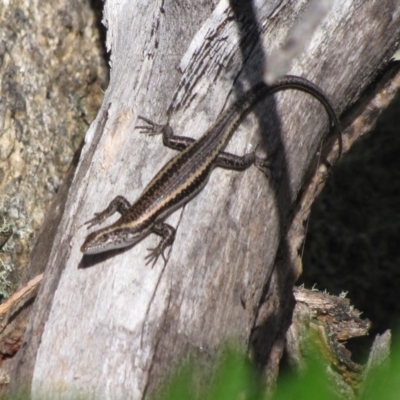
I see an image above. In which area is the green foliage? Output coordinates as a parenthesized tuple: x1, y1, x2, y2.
(274, 358, 338, 400)
(154, 349, 261, 400)
(153, 345, 342, 400)
(2, 337, 400, 399)
(152, 335, 400, 400)
(204, 350, 261, 400)
(359, 335, 400, 400)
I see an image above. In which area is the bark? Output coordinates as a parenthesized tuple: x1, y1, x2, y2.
(8, 1, 400, 399)
(0, 275, 43, 394)
(287, 288, 370, 399)
(287, 288, 392, 399)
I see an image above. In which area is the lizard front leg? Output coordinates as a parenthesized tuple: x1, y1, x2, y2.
(84, 196, 131, 228)
(145, 222, 176, 267)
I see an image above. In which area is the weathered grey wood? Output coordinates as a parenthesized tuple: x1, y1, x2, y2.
(8, 0, 400, 399)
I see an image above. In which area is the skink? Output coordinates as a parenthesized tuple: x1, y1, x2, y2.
(81, 75, 342, 265)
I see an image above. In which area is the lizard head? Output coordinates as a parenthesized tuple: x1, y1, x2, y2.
(80, 226, 145, 255)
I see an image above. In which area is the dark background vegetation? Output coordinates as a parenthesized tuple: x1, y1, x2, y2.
(301, 85, 400, 360)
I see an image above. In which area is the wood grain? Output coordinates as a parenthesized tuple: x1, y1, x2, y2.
(8, 1, 400, 398)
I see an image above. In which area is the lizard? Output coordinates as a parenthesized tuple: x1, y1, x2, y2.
(81, 75, 342, 266)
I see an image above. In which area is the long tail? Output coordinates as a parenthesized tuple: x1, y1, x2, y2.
(222, 75, 343, 158)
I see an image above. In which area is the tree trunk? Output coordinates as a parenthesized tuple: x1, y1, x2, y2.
(8, 1, 400, 398)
